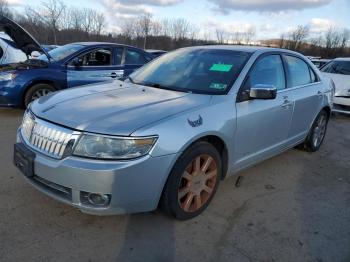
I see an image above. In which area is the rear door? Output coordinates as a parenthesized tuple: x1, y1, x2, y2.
(282, 55, 324, 144)
(123, 47, 152, 76)
(67, 47, 124, 88)
(234, 54, 294, 170)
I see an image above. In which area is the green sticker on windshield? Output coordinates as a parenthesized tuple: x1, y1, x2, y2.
(210, 64, 233, 72)
(209, 83, 227, 90)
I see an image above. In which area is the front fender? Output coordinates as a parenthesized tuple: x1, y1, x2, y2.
(132, 95, 236, 161)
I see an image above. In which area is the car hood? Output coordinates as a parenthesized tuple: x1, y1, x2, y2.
(31, 81, 211, 136)
(0, 16, 51, 60)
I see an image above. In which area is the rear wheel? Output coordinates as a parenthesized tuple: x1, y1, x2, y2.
(302, 110, 329, 152)
(24, 83, 55, 108)
(160, 141, 221, 220)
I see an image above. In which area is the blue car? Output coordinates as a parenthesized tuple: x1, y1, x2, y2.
(0, 16, 153, 108)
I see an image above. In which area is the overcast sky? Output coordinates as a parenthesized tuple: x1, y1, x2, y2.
(9, 0, 350, 39)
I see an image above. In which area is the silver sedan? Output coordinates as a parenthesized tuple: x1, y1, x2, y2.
(14, 46, 334, 220)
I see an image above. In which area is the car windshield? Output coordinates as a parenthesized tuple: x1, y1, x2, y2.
(129, 48, 251, 94)
(38, 44, 84, 62)
(321, 61, 350, 75)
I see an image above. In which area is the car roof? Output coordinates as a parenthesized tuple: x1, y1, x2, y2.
(72, 42, 135, 48)
(334, 57, 350, 61)
(182, 45, 301, 55)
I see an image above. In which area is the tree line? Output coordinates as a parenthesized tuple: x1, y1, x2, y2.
(0, 0, 349, 58)
(279, 25, 350, 58)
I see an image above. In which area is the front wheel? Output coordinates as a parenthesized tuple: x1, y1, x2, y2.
(302, 110, 329, 152)
(24, 83, 55, 108)
(160, 141, 221, 220)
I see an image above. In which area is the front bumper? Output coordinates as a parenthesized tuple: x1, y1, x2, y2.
(333, 97, 350, 115)
(0, 81, 23, 107)
(16, 132, 179, 215)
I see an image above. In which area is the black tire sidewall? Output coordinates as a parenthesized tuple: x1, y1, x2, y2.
(24, 84, 55, 108)
(305, 110, 329, 152)
(161, 141, 222, 220)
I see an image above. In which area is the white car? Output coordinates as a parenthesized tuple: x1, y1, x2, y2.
(0, 32, 27, 64)
(321, 58, 350, 114)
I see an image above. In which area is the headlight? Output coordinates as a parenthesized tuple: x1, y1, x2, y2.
(21, 110, 35, 141)
(73, 134, 158, 160)
(0, 72, 16, 81)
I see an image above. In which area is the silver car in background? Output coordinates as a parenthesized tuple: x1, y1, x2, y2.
(321, 58, 350, 114)
(14, 46, 334, 220)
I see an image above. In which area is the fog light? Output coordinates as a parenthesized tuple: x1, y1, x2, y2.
(88, 193, 110, 206)
(81, 192, 111, 207)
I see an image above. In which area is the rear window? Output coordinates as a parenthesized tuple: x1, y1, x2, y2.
(284, 55, 312, 87)
(321, 61, 350, 75)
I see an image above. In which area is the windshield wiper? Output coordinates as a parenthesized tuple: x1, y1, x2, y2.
(142, 82, 194, 93)
(127, 76, 135, 83)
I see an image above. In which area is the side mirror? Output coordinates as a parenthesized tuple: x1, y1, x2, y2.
(70, 57, 81, 67)
(249, 84, 277, 100)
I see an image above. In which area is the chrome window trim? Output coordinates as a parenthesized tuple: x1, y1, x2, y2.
(277, 81, 322, 94)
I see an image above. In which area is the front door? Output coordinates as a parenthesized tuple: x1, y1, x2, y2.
(233, 54, 294, 171)
(67, 47, 124, 88)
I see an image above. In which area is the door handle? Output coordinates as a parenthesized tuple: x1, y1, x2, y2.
(110, 70, 124, 79)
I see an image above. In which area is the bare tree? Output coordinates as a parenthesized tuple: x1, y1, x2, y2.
(171, 18, 190, 41)
(41, 0, 65, 44)
(91, 12, 106, 36)
(120, 17, 136, 44)
(67, 8, 83, 31)
(323, 27, 350, 57)
(136, 13, 152, 49)
(243, 27, 256, 44)
(160, 19, 172, 37)
(216, 29, 225, 44)
(0, 0, 12, 18)
(287, 25, 309, 51)
(279, 33, 286, 48)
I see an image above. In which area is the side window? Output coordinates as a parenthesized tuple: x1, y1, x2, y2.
(284, 56, 311, 87)
(125, 49, 147, 65)
(339, 62, 350, 75)
(248, 55, 286, 91)
(114, 47, 123, 65)
(72, 48, 112, 67)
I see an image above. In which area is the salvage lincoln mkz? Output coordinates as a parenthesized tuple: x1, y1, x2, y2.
(14, 46, 334, 220)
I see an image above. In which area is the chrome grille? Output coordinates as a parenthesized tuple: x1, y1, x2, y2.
(21, 111, 79, 159)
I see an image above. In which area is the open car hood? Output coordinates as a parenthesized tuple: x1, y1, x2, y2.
(0, 16, 51, 60)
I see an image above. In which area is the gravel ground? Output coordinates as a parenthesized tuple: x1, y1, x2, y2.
(0, 108, 349, 262)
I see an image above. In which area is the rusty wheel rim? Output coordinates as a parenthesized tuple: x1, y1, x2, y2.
(178, 154, 218, 213)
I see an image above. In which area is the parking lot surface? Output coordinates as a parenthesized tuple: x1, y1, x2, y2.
(0, 109, 349, 262)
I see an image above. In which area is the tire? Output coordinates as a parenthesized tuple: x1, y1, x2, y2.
(24, 83, 55, 108)
(160, 141, 222, 220)
(302, 110, 329, 152)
